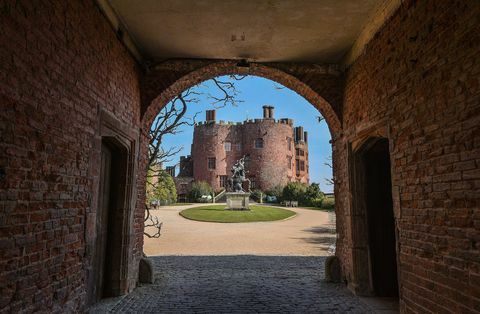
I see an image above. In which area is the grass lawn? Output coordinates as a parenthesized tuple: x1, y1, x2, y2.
(169, 203, 193, 206)
(179, 205, 296, 223)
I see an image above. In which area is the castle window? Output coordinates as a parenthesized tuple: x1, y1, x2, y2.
(300, 161, 305, 171)
(295, 148, 299, 156)
(235, 143, 242, 151)
(255, 138, 264, 149)
(250, 179, 256, 189)
(287, 137, 292, 151)
(207, 157, 216, 170)
(224, 142, 231, 152)
(296, 159, 300, 171)
(219, 175, 228, 187)
(287, 156, 292, 169)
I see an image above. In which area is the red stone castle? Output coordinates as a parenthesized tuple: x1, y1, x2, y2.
(174, 106, 309, 196)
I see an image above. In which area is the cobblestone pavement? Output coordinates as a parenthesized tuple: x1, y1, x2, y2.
(94, 256, 379, 313)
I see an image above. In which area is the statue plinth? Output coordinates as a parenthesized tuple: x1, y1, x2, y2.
(225, 192, 250, 210)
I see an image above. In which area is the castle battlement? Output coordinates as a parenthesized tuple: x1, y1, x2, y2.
(195, 116, 294, 127)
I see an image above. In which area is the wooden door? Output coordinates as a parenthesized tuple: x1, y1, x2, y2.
(94, 143, 112, 302)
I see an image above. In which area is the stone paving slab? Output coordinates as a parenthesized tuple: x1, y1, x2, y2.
(92, 256, 377, 313)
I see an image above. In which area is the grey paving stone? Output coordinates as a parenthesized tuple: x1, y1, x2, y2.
(91, 256, 379, 313)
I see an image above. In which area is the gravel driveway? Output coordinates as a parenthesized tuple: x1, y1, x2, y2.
(144, 204, 336, 256)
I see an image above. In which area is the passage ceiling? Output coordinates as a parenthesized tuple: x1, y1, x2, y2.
(108, 0, 383, 63)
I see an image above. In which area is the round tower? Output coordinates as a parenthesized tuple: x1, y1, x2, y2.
(190, 107, 308, 193)
(241, 107, 295, 191)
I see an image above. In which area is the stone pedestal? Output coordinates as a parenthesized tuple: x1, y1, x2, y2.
(225, 192, 250, 210)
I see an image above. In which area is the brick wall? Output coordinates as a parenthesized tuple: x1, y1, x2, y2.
(337, 0, 480, 312)
(191, 119, 297, 192)
(0, 1, 141, 312)
(141, 61, 343, 136)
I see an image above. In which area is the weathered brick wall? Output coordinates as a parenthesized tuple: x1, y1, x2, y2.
(338, 0, 480, 312)
(141, 60, 343, 137)
(0, 1, 141, 312)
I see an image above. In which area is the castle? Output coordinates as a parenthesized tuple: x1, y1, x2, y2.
(173, 106, 309, 198)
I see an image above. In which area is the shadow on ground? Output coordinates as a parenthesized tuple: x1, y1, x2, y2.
(91, 255, 384, 313)
(292, 225, 337, 251)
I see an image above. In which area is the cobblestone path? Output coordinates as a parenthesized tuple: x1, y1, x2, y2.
(97, 256, 377, 313)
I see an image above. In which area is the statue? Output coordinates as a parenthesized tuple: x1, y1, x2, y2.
(228, 156, 250, 192)
(225, 156, 251, 210)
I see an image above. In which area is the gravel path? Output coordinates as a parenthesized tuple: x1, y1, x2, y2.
(144, 204, 336, 256)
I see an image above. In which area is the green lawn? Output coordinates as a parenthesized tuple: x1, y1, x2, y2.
(179, 205, 296, 223)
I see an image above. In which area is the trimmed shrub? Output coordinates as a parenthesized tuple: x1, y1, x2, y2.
(305, 183, 324, 205)
(321, 197, 335, 210)
(310, 198, 324, 208)
(250, 189, 264, 202)
(282, 182, 307, 203)
(266, 185, 283, 201)
(189, 181, 214, 202)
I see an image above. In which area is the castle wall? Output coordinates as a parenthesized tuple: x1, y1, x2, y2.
(242, 120, 295, 191)
(0, 1, 142, 312)
(294, 142, 309, 184)
(335, 1, 480, 311)
(191, 118, 298, 192)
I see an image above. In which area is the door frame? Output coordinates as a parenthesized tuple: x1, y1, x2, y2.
(86, 109, 139, 305)
(346, 123, 401, 297)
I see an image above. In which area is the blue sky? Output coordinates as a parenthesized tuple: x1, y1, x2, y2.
(159, 75, 333, 193)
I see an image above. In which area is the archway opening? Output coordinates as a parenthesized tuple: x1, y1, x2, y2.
(143, 73, 336, 257)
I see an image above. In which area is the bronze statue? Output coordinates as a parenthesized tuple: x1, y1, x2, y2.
(228, 156, 250, 192)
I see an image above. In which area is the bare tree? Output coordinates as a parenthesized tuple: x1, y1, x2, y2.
(316, 116, 333, 186)
(144, 75, 244, 238)
(324, 155, 334, 186)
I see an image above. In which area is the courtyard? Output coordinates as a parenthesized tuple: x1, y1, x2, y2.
(92, 205, 397, 313)
(144, 204, 336, 256)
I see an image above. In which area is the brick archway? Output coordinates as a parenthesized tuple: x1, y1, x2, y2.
(141, 60, 342, 135)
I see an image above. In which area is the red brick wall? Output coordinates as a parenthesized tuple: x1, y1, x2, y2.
(0, 1, 141, 312)
(337, 1, 480, 312)
(243, 120, 296, 191)
(141, 61, 343, 136)
(191, 119, 297, 192)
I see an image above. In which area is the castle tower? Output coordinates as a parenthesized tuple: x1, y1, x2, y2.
(189, 107, 308, 191)
(294, 126, 309, 184)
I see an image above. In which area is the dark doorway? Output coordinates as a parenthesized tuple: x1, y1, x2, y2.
(362, 138, 398, 297)
(90, 139, 129, 304)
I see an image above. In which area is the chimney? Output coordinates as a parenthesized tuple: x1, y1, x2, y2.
(304, 131, 308, 143)
(268, 106, 274, 119)
(262, 105, 275, 119)
(295, 127, 304, 142)
(206, 109, 216, 121)
(262, 105, 269, 119)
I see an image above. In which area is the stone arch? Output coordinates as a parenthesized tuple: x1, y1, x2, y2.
(141, 60, 342, 135)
